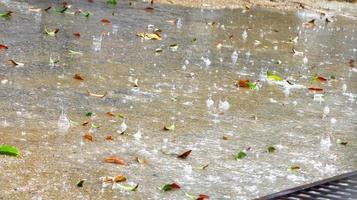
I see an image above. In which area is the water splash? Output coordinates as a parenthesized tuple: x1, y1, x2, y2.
(242, 30, 248, 41)
(58, 110, 70, 134)
(231, 50, 238, 64)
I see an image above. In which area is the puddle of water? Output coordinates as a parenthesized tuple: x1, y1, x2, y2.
(0, 0, 356, 199)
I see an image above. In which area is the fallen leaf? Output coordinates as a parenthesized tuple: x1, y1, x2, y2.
(104, 156, 126, 165)
(0, 11, 13, 18)
(105, 135, 113, 140)
(161, 183, 181, 192)
(267, 71, 283, 81)
(133, 78, 139, 87)
(312, 74, 327, 82)
(177, 150, 192, 159)
(117, 183, 139, 191)
(68, 50, 83, 56)
(114, 175, 127, 182)
(86, 90, 107, 98)
(267, 146, 276, 153)
(83, 133, 94, 141)
(303, 19, 316, 28)
(56, 7, 68, 13)
(107, 0, 117, 5)
(136, 32, 161, 40)
(106, 112, 115, 117)
(73, 73, 84, 80)
(235, 80, 256, 89)
(163, 123, 175, 131)
(145, 7, 154, 12)
(83, 11, 92, 18)
(288, 165, 300, 172)
(0, 44, 8, 50)
(169, 44, 178, 51)
(45, 28, 60, 36)
(222, 135, 229, 140)
(44, 6, 52, 12)
(82, 121, 90, 126)
(101, 18, 111, 24)
(349, 59, 355, 68)
(155, 48, 163, 53)
(135, 156, 148, 164)
(234, 151, 246, 160)
(8, 59, 24, 66)
(0, 145, 21, 157)
(76, 179, 85, 187)
(85, 112, 93, 117)
(73, 32, 81, 38)
(308, 87, 324, 92)
(336, 139, 347, 146)
(185, 193, 210, 200)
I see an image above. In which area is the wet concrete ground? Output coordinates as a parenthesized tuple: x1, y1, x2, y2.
(0, 0, 356, 199)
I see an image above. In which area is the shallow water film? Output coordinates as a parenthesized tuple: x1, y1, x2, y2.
(0, 0, 356, 199)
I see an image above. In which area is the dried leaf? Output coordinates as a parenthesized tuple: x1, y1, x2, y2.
(177, 150, 192, 159)
(0, 44, 8, 50)
(44, 6, 52, 12)
(114, 175, 126, 182)
(235, 80, 256, 89)
(103, 156, 126, 165)
(185, 193, 210, 200)
(82, 121, 90, 126)
(83, 133, 94, 141)
(136, 32, 161, 40)
(8, 59, 24, 66)
(308, 87, 324, 92)
(73, 32, 81, 38)
(135, 156, 147, 164)
(0, 145, 21, 157)
(349, 59, 355, 68)
(105, 135, 113, 141)
(312, 74, 327, 82)
(169, 44, 178, 50)
(303, 19, 316, 28)
(106, 112, 115, 117)
(161, 183, 181, 192)
(86, 90, 107, 98)
(101, 18, 111, 24)
(73, 73, 84, 80)
(234, 151, 246, 160)
(163, 123, 175, 131)
(222, 135, 229, 140)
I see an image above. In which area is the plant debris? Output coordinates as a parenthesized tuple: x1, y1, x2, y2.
(103, 156, 126, 165)
(0, 145, 21, 157)
(177, 150, 192, 159)
(161, 183, 181, 192)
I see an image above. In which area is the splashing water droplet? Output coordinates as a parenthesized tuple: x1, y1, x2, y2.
(303, 56, 308, 64)
(134, 128, 142, 141)
(320, 135, 331, 151)
(206, 96, 214, 108)
(342, 83, 347, 92)
(58, 111, 70, 134)
(242, 30, 248, 41)
(117, 120, 127, 134)
(201, 56, 211, 67)
(219, 99, 230, 112)
(231, 50, 238, 64)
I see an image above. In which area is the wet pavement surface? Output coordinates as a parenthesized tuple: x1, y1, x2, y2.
(0, 0, 356, 199)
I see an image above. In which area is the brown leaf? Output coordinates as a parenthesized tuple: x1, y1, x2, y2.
(73, 73, 84, 80)
(197, 194, 210, 200)
(114, 175, 127, 182)
(177, 150, 192, 159)
(104, 156, 126, 165)
(44, 6, 52, 11)
(105, 135, 113, 141)
(73, 32, 81, 38)
(349, 59, 355, 68)
(135, 156, 147, 164)
(82, 121, 90, 126)
(222, 135, 229, 140)
(101, 18, 111, 24)
(236, 80, 250, 88)
(83, 133, 94, 141)
(308, 87, 324, 92)
(0, 44, 8, 50)
(106, 112, 115, 117)
(7, 59, 24, 66)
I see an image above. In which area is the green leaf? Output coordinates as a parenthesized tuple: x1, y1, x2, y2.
(68, 50, 83, 56)
(288, 165, 300, 172)
(0, 11, 13, 18)
(91, 124, 100, 128)
(82, 11, 92, 18)
(49, 57, 59, 65)
(247, 81, 256, 90)
(0, 145, 21, 157)
(163, 123, 175, 131)
(267, 71, 283, 81)
(160, 183, 180, 192)
(118, 113, 125, 119)
(234, 151, 246, 160)
(117, 183, 139, 192)
(107, 0, 118, 5)
(267, 146, 276, 153)
(336, 139, 347, 146)
(56, 7, 68, 13)
(45, 28, 59, 37)
(185, 192, 198, 200)
(192, 37, 197, 43)
(85, 112, 93, 117)
(76, 179, 85, 187)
